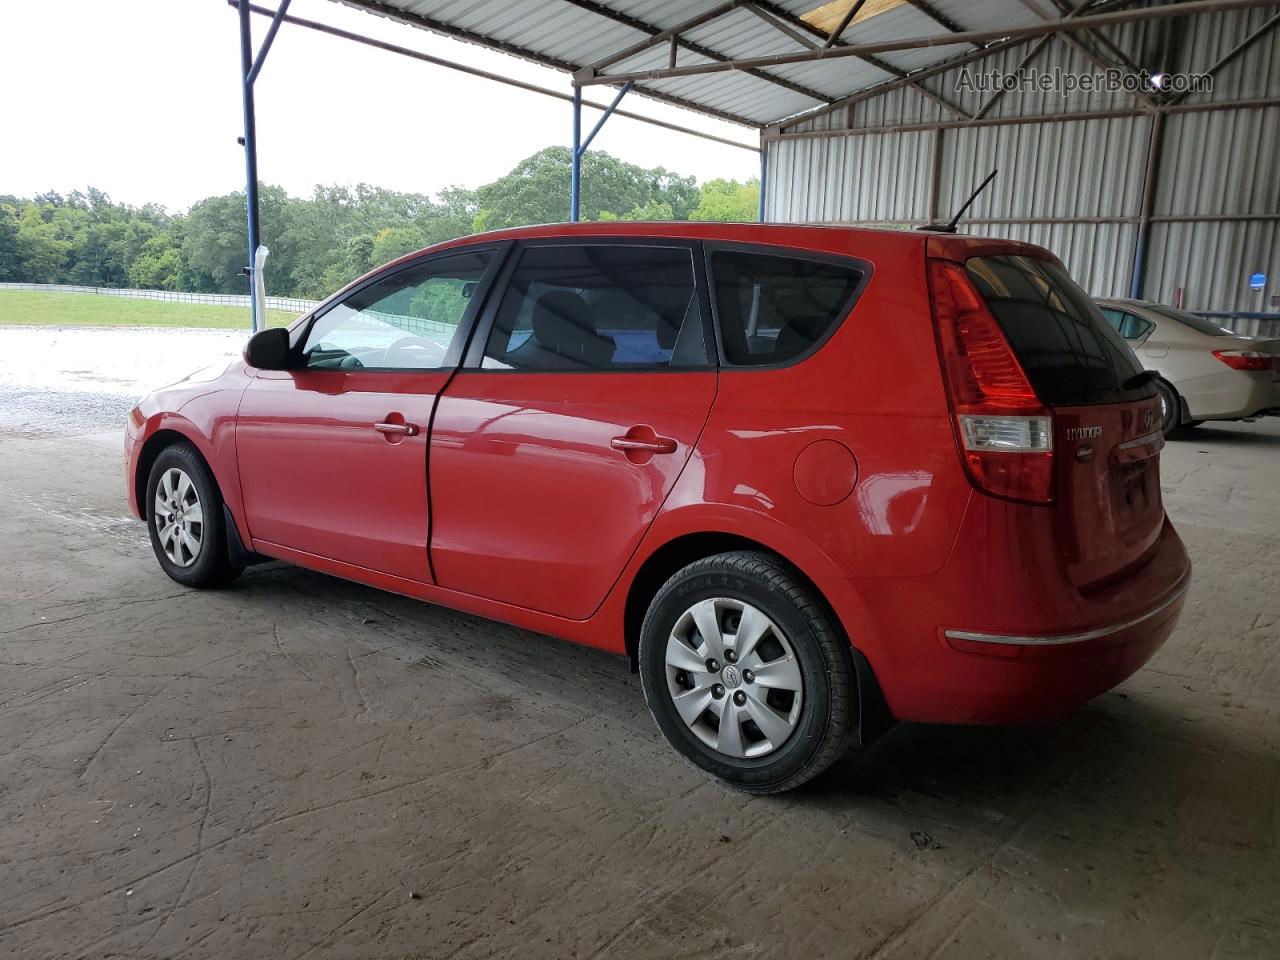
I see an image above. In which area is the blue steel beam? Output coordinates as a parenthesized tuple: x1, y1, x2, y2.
(570, 86, 582, 222)
(238, 0, 292, 331)
(247, 0, 293, 85)
(758, 144, 768, 222)
(579, 81, 633, 154)
(571, 81, 633, 222)
(238, 0, 263, 331)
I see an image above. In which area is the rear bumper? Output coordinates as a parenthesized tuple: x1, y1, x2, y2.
(1181, 369, 1280, 420)
(829, 515, 1191, 726)
(944, 573, 1189, 648)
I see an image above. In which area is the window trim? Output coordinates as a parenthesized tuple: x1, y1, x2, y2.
(289, 242, 512, 374)
(1103, 308, 1155, 345)
(1122, 312, 1155, 344)
(461, 236, 717, 374)
(702, 241, 873, 372)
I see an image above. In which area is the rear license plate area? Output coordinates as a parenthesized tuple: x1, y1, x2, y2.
(1113, 460, 1154, 516)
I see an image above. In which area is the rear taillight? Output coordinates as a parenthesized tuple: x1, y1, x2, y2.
(928, 259, 1054, 504)
(1213, 349, 1274, 372)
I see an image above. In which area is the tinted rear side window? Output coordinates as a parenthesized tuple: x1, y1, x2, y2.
(966, 256, 1150, 406)
(710, 250, 864, 365)
(482, 244, 706, 370)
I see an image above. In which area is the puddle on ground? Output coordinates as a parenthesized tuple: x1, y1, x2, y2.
(20, 495, 146, 545)
(0, 326, 246, 398)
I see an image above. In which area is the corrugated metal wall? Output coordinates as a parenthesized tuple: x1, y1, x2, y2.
(766, 8, 1280, 313)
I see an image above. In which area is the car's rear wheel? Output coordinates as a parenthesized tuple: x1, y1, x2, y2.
(638, 551, 855, 794)
(1154, 379, 1182, 438)
(146, 443, 241, 588)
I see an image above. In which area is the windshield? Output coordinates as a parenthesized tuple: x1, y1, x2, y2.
(1147, 305, 1237, 337)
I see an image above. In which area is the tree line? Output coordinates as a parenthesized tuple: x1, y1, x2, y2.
(0, 146, 760, 300)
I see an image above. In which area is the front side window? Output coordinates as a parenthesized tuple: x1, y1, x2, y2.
(709, 250, 865, 366)
(303, 251, 492, 371)
(482, 244, 705, 370)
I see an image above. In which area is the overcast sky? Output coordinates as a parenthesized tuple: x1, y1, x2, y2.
(1, 0, 760, 212)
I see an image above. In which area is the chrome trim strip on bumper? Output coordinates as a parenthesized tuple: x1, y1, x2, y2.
(1118, 429, 1164, 451)
(944, 574, 1191, 646)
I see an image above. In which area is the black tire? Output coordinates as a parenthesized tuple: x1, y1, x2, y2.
(145, 443, 241, 588)
(1153, 379, 1182, 438)
(638, 551, 856, 794)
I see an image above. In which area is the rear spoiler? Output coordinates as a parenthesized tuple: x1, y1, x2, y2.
(925, 234, 1063, 266)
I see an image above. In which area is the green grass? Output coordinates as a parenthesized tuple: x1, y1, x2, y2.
(0, 290, 299, 329)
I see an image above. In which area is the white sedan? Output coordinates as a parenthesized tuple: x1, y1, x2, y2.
(1096, 299, 1280, 436)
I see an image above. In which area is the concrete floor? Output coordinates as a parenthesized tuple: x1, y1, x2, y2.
(1, 374, 1278, 959)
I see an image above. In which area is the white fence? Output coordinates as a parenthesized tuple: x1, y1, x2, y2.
(0, 282, 318, 315)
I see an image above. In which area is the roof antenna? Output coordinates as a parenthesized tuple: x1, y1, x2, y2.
(919, 168, 998, 234)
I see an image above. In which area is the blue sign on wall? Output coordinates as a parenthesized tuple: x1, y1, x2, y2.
(1249, 272, 1267, 290)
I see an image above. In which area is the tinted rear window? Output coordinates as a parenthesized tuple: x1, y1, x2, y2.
(710, 250, 864, 365)
(966, 256, 1151, 406)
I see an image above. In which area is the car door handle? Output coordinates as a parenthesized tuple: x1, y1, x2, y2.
(611, 436, 676, 454)
(374, 421, 419, 436)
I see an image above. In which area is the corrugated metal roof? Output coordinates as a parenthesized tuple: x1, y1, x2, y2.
(329, 0, 1054, 126)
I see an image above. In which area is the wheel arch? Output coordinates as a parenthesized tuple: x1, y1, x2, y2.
(134, 428, 199, 519)
(1153, 374, 1189, 427)
(621, 529, 894, 745)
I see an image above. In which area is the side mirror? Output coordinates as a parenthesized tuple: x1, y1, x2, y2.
(244, 327, 292, 370)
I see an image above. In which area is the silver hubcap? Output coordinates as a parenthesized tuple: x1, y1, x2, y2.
(664, 598, 803, 759)
(153, 468, 203, 568)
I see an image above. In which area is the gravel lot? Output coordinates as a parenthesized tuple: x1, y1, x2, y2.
(1, 326, 1277, 959)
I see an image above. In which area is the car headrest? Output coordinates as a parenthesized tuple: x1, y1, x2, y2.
(530, 290, 614, 367)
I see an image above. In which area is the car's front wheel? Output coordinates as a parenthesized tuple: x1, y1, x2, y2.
(146, 443, 241, 588)
(638, 551, 855, 794)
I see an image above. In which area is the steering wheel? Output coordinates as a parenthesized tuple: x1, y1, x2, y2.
(383, 335, 445, 369)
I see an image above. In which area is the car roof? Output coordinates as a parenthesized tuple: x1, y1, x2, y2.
(393, 221, 1057, 267)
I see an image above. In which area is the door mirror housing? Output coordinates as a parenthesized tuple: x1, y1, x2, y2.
(244, 327, 293, 370)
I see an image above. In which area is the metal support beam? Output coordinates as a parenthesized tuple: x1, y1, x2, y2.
(564, 0, 834, 108)
(767, 96, 1280, 140)
(741, 3, 820, 49)
(974, 36, 1052, 120)
(571, 80, 633, 222)
(1014, 0, 1159, 108)
(1130, 110, 1165, 299)
(901, 0, 971, 37)
(580, 0, 1277, 86)
(1044, 0, 1144, 72)
(246, 0, 292, 85)
(758, 142, 769, 222)
(1166, 9, 1280, 105)
(746, 0, 973, 120)
(238, 0, 262, 333)
(927, 128, 944, 222)
(237, 0, 292, 332)
(236, 3, 757, 150)
(335, 0, 758, 127)
(781, 0, 1145, 131)
(584, 1, 740, 72)
(579, 81, 633, 154)
(571, 85, 583, 222)
(824, 0, 869, 49)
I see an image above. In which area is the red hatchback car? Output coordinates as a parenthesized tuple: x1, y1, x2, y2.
(126, 222, 1191, 793)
